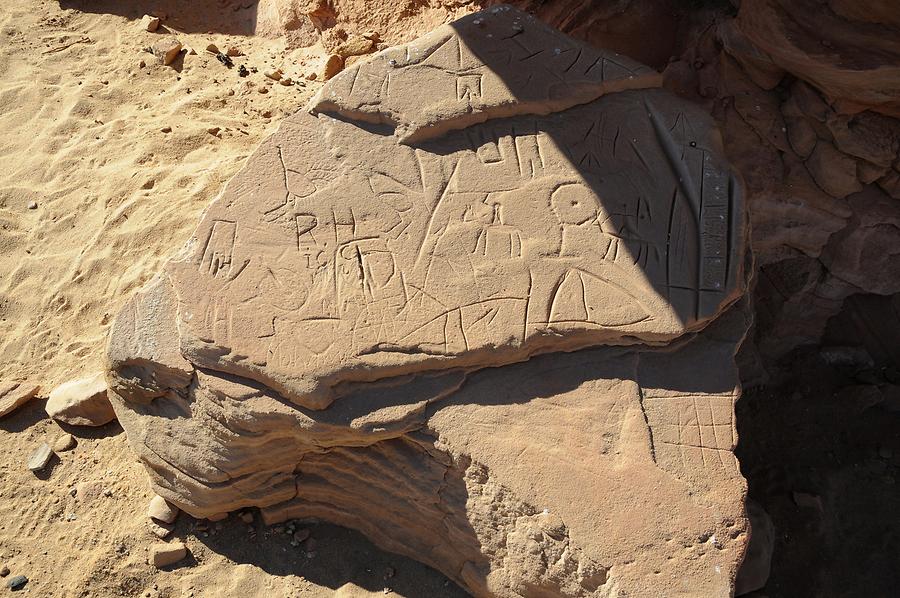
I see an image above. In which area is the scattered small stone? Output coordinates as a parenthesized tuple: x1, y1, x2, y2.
(53, 433, 75, 452)
(226, 46, 243, 57)
(320, 54, 344, 80)
(148, 495, 179, 524)
(264, 69, 282, 81)
(149, 542, 187, 568)
(279, 77, 293, 86)
(237, 64, 249, 77)
(160, 126, 172, 133)
(207, 127, 221, 136)
(141, 179, 155, 190)
(333, 35, 374, 58)
(6, 575, 26, 591)
(239, 511, 254, 524)
(186, 47, 197, 55)
(215, 52, 234, 68)
(292, 528, 310, 543)
(26, 201, 37, 210)
(151, 38, 182, 66)
(205, 43, 220, 54)
(306, 72, 317, 81)
(27, 442, 53, 472)
(139, 15, 160, 33)
(258, 87, 268, 94)
(138, 59, 146, 68)
(149, 521, 174, 539)
(0, 565, 8, 577)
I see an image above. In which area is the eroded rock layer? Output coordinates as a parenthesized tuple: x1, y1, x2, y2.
(108, 6, 750, 596)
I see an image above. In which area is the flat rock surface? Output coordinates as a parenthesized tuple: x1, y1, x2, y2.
(106, 5, 750, 597)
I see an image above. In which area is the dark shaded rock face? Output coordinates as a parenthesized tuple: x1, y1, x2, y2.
(107, 6, 752, 597)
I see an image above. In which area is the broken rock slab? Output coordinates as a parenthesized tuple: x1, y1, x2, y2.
(46, 373, 116, 426)
(0, 381, 39, 418)
(107, 5, 750, 597)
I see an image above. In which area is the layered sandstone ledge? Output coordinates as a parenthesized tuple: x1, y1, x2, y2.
(107, 6, 750, 596)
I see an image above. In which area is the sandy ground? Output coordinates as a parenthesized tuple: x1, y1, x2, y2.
(0, 1, 466, 596)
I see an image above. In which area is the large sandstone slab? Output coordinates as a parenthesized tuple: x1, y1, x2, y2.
(130, 7, 745, 412)
(107, 6, 750, 596)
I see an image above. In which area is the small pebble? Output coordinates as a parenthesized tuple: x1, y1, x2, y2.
(26, 201, 37, 210)
(240, 512, 253, 524)
(6, 575, 26, 590)
(226, 46, 242, 57)
(151, 38, 182, 66)
(149, 542, 187, 568)
(160, 126, 172, 133)
(0, 566, 8, 577)
(292, 528, 310, 543)
(53, 433, 75, 452)
(148, 495, 179, 524)
(149, 521, 174, 539)
(139, 14, 160, 33)
(207, 127, 220, 136)
(205, 43, 219, 54)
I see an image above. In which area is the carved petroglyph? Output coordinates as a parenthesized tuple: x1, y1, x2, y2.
(164, 80, 744, 409)
(107, 7, 750, 596)
(311, 6, 663, 143)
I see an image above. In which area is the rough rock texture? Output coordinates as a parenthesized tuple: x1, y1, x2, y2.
(731, 0, 900, 117)
(108, 7, 751, 596)
(657, 2, 900, 381)
(255, 1, 685, 70)
(735, 499, 775, 596)
(46, 372, 116, 426)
